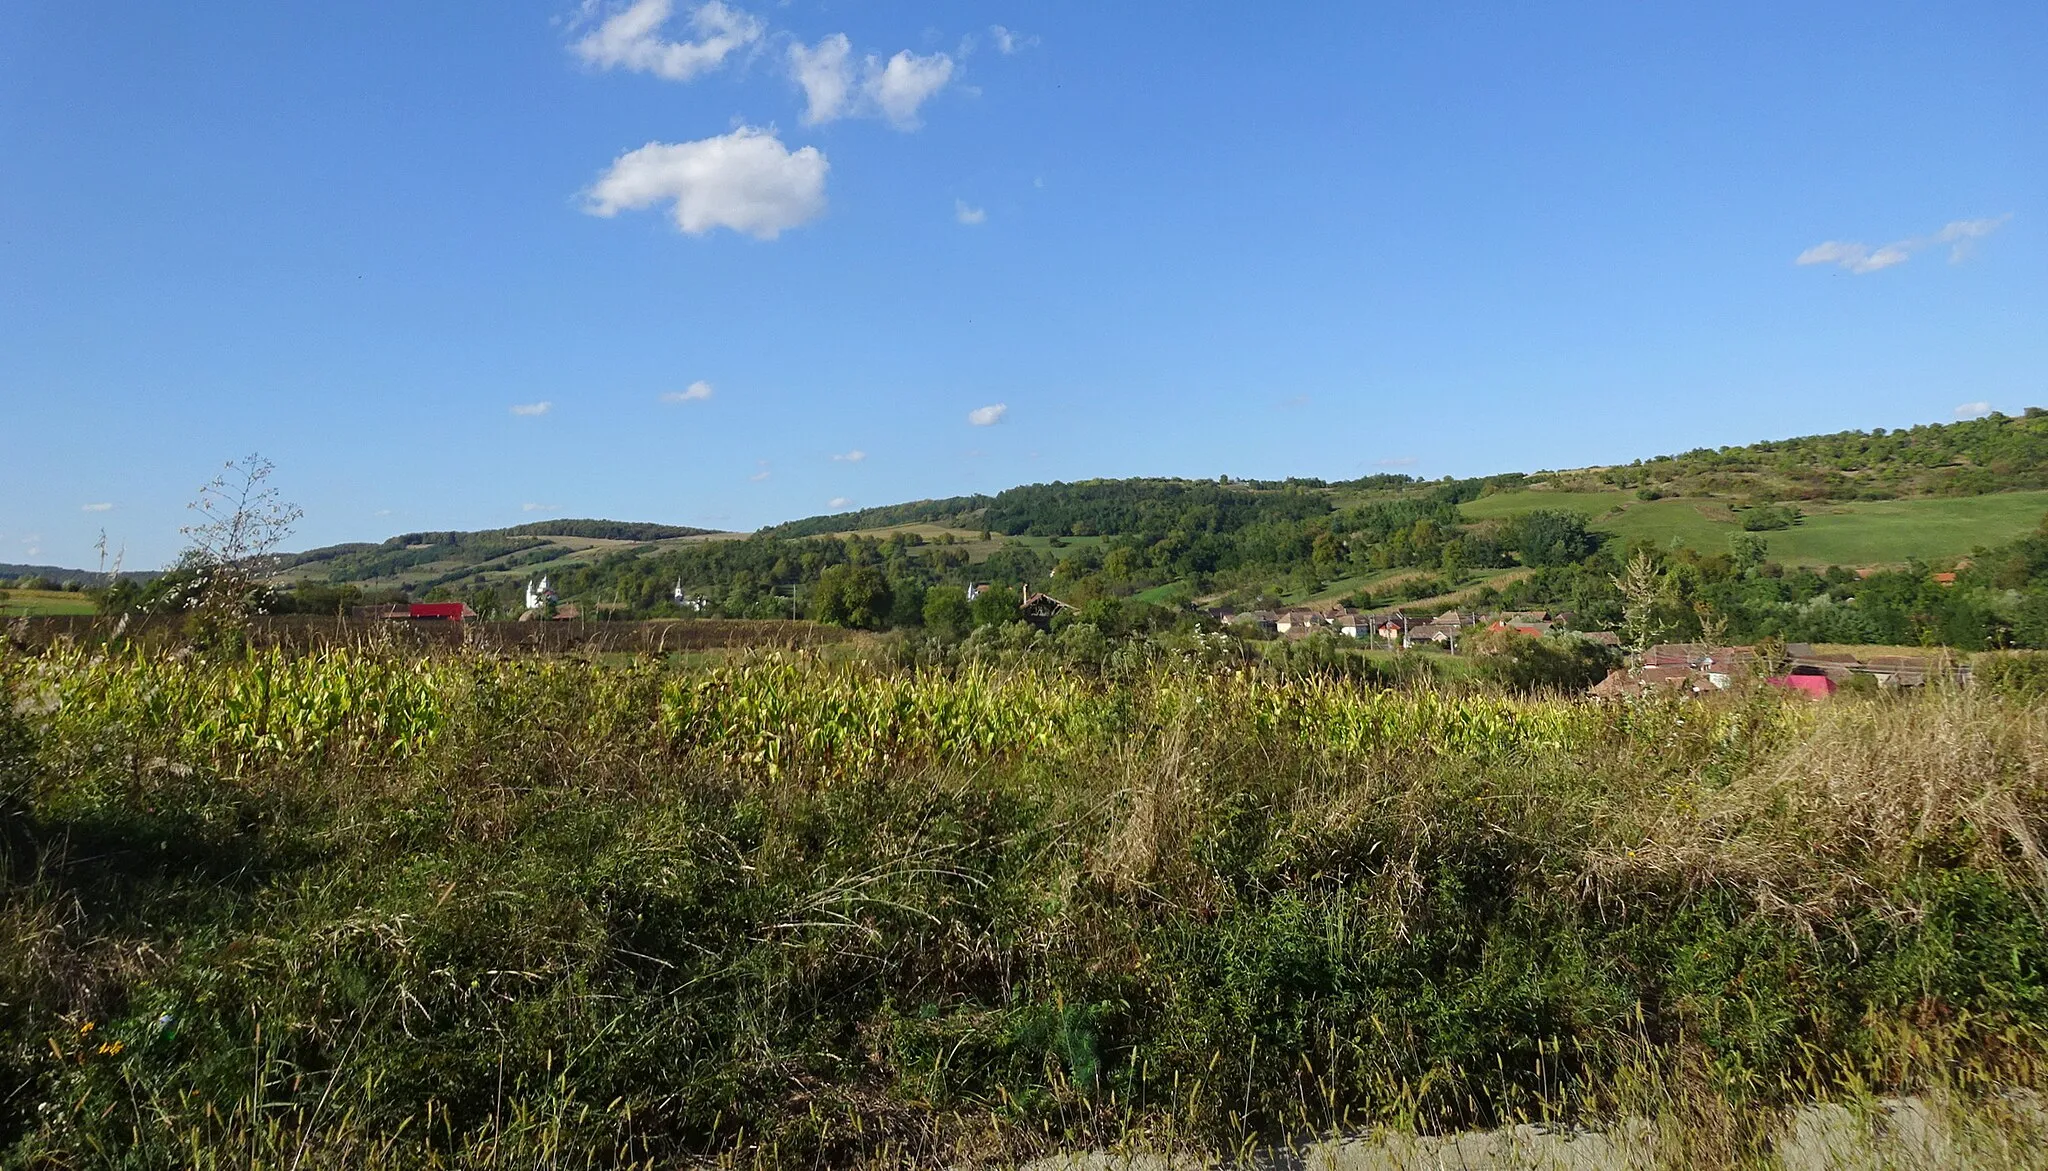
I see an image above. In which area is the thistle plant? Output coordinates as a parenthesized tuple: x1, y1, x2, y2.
(178, 453, 302, 648)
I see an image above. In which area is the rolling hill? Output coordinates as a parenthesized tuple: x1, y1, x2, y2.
(57, 409, 2048, 651)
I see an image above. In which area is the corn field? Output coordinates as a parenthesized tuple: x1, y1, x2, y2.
(6, 640, 2047, 1169)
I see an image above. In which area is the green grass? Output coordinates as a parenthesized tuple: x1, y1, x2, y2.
(1768, 492, 2048, 565)
(9, 645, 2048, 1166)
(1131, 580, 1190, 604)
(1000, 533, 1106, 554)
(0, 589, 98, 616)
(1296, 566, 1522, 607)
(1460, 487, 2048, 567)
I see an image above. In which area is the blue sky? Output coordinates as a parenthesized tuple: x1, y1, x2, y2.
(3, 2, 2043, 569)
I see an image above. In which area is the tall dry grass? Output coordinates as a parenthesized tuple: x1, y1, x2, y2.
(6, 643, 2048, 1166)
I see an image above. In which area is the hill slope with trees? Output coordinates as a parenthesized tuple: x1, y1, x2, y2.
(80, 409, 2048, 652)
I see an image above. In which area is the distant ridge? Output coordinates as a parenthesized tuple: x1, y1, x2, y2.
(0, 564, 161, 585)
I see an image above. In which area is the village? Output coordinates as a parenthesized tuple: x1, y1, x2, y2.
(349, 581, 1950, 699)
(1210, 602, 1952, 696)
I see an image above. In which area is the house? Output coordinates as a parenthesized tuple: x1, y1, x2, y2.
(966, 582, 992, 601)
(1019, 585, 1072, 625)
(1588, 669, 1642, 700)
(1933, 572, 1957, 587)
(1337, 611, 1375, 639)
(1699, 646, 1756, 690)
(1643, 643, 1710, 668)
(1784, 645, 1859, 682)
(1864, 654, 1932, 688)
(1276, 610, 1323, 635)
(1227, 610, 1278, 634)
(1404, 623, 1455, 648)
(1590, 665, 1705, 700)
(408, 602, 474, 622)
(354, 603, 412, 621)
(1640, 664, 1704, 691)
(1435, 609, 1478, 629)
(516, 602, 582, 622)
(1491, 618, 1554, 639)
(1579, 631, 1621, 647)
(1770, 671, 1837, 698)
(1375, 617, 1407, 643)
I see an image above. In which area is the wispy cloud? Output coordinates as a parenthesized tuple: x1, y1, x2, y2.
(831, 449, 866, 462)
(510, 401, 553, 416)
(570, 0, 762, 82)
(1955, 401, 1993, 420)
(954, 199, 986, 225)
(827, 496, 854, 509)
(990, 24, 1039, 54)
(967, 403, 1007, 426)
(662, 380, 714, 403)
(790, 33, 854, 124)
(788, 36, 954, 129)
(1797, 216, 2011, 275)
(585, 127, 828, 239)
(749, 460, 771, 482)
(80, 502, 113, 512)
(1375, 456, 1419, 468)
(1277, 394, 1310, 409)
(522, 502, 561, 512)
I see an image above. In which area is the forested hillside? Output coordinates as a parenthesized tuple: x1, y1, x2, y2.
(78, 409, 2048, 652)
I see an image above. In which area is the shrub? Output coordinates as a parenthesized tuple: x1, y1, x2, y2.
(1467, 627, 1618, 692)
(1976, 651, 2048, 701)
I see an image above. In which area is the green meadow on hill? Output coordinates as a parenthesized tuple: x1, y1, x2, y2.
(1460, 487, 2048, 567)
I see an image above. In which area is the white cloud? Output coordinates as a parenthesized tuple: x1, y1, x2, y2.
(522, 502, 561, 512)
(1375, 456, 1419, 468)
(828, 496, 854, 509)
(510, 401, 553, 416)
(967, 403, 1007, 426)
(662, 380, 715, 402)
(868, 50, 954, 128)
(786, 37, 953, 129)
(1955, 401, 1993, 419)
(80, 502, 113, 512)
(749, 461, 772, 482)
(990, 25, 1039, 54)
(954, 199, 986, 225)
(831, 449, 866, 462)
(374, 509, 394, 517)
(571, 0, 762, 82)
(789, 33, 854, 124)
(585, 128, 828, 239)
(1935, 216, 2009, 261)
(1797, 215, 2011, 274)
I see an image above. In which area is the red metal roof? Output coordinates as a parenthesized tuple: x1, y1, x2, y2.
(1769, 673, 1836, 698)
(408, 602, 472, 621)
